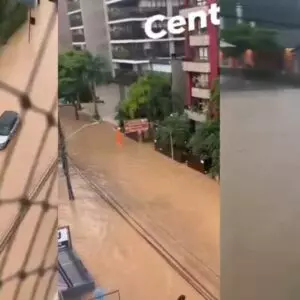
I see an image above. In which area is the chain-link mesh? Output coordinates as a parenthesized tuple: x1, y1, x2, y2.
(0, 2, 57, 299)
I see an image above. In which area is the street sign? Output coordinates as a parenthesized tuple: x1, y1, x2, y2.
(58, 226, 72, 249)
(124, 119, 149, 134)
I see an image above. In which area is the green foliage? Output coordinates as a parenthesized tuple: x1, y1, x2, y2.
(209, 78, 220, 120)
(119, 73, 183, 121)
(188, 78, 220, 177)
(0, 3, 27, 45)
(58, 50, 110, 103)
(221, 23, 281, 57)
(155, 113, 191, 149)
(188, 120, 220, 178)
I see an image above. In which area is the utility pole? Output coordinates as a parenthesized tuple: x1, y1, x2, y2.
(58, 118, 75, 201)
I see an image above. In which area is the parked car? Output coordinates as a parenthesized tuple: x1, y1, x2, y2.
(0, 110, 20, 150)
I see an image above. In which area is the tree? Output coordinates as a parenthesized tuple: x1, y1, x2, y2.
(81, 52, 110, 120)
(58, 50, 110, 120)
(221, 23, 281, 58)
(188, 120, 220, 179)
(188, 79, 220, 179)
(208, 78, 220, 120)
(58, 51, 87, 118)
(155, 113, 191, 150)
(118, 73, 183, 122)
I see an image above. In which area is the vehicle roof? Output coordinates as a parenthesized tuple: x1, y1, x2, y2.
(0, 111, 19, 124)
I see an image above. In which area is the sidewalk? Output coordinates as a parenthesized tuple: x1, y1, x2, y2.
(60, 107, 220, 293)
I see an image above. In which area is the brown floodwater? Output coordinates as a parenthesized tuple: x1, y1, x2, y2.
(59, 106, 220, 297)
(221, 82, 300, 300)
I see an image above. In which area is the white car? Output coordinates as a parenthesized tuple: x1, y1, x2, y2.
(0, 111, 20, 150)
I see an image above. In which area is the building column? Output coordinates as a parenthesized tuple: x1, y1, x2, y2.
(166, 0, 175, 55)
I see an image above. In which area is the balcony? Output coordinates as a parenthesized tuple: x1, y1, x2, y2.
(112, 48, 147, 60)
(113, 69, 140, 84)
(185, 96, 208, 122)
(191, 87, 210, 98)
(112, 45, 170, 60)
(108, 7, 167, 21)
(188, 0, 207, 7)
(69, 13, 83, 27)
(179, 1, 208, 18)
(67, 0, 80, 12)
(182, 61, 210, 73)
(71, 33, 85, 43)
(189, 34, 209, 46)
(110, 27, 146, 40)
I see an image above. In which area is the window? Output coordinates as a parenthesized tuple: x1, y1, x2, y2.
(199, 47, 208, 60)
(196, 0, 206, 6)
(192, 73, 209, 88)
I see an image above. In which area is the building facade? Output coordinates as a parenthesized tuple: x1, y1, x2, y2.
(179, 0, 219, 123)
(58, 0, 72, 52)
(60, 0, 111, 67)
(105, 0, 186, 78)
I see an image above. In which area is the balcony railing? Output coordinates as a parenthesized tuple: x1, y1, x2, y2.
(71, 33, 85, 43)
(110, 27, 146, 40)
(108, 7, 167, 21)
(188, 0, 207, 7)
(112, 48, 170, 60)
(67, 1, 80, 12)
(113, 69, 140, 85)
(69, 15, 83, 27)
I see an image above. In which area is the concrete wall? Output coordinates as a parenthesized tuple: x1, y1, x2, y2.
(221, 85, 300, 300)
(81, 0, 111, 71)
(171, 59, 186, 106)
(58, 0, 72, 53)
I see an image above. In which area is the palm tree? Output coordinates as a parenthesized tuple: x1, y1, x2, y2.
(81, 52, 110, 120)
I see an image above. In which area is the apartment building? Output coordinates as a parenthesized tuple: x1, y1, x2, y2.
(58, 0, 72, 52)
(179, 0, 219, 123)
(105, 0, 186, 79)
(61, 0, 111, 67)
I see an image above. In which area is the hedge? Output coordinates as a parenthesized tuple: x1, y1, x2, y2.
(0, 3, 28, 45)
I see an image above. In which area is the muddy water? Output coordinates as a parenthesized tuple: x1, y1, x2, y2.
(221, 86, 300, 300)
(60, 107, 220, 296)
(59, 165, 205, 300)
(0, 2, 57, 299)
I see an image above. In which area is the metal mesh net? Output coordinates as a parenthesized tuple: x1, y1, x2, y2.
(0, 2, 57, 299)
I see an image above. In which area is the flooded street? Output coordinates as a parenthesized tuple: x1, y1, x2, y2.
(59, 165, 205, 300)
(59, 106, 220, 297)
(221, 86, 300, 300)
(0, 2, 57, 299)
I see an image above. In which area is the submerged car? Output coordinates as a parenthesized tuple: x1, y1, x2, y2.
(0, 111, 20, 150)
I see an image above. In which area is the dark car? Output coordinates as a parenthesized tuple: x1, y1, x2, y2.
(0, 111, 20, 150)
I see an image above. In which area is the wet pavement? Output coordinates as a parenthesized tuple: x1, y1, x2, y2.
(60, 106, 220, 296)
(0, 2, 57, 299)
(59, 164, 205, 300)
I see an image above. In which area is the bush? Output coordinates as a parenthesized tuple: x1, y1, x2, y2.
(155, 113, 191, 150)
(0, 3, 28, 45)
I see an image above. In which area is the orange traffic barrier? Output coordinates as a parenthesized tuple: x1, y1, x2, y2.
(115, 128, 123, 146)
